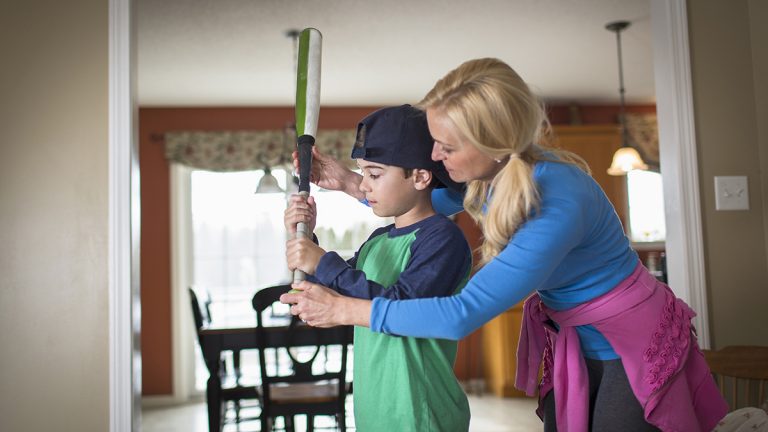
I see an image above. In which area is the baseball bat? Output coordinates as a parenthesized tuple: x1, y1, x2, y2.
(293, 28, 322, 285)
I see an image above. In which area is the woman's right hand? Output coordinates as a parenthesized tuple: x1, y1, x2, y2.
(292, 146, 364, 200)
(280, 280, 372, 328)
(284, 194, 317, 236)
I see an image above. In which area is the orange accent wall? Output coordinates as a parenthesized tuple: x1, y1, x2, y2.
(139, 112, 172, 395)
(140, 104, 655, 395)
(452, 212, 485, 381)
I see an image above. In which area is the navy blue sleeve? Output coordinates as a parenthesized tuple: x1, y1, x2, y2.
(314, 219, 472, 300)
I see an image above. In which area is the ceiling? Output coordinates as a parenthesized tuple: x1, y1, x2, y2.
(137, 0, 655, 107)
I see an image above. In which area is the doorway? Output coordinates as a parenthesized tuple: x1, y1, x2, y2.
(110, 0, 707, 430)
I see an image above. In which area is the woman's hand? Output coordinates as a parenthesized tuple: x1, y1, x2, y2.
(285, 237, 326, 275)
(292, 147, 365, 200)
(284, 194, 317, 236)
(280, 281, 372, 328)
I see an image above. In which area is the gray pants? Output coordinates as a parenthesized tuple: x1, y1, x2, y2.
(542, 358, 660, 432)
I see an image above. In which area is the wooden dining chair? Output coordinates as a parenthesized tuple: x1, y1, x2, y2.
(189, 287, 260, 429)
(252, 284, 352, 432)
(703, 345, 768, 411)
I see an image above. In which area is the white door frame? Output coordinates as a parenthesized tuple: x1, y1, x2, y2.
(650, 0, 710, 348)
(108, 0, 707, 429)
(109, 0, 139, 430)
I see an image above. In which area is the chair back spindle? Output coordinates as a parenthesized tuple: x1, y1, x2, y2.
(704, 345, 768, 411)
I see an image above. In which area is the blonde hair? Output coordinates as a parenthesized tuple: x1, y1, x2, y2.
(417, 58, 589, 264)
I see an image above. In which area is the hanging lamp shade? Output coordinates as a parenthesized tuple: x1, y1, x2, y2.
(605, 20, 648, 176)
(607, 146, 649, 175)
(255, 168, 284, 194)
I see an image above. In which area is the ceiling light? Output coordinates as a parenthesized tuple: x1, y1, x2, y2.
(255, 167, 284, 194)
(605, 20, 648, 176)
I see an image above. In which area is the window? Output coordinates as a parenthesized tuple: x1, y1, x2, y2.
(191, 169, 290, 324)
(626, 170, 666, 243)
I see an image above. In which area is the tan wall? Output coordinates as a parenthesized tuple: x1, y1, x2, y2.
(749, 0, 768, 279)
(0, 1, 110, 431)
(688, 0, 768, 347)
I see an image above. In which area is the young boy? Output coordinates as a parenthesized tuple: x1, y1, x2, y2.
(284, 104, 472, 431)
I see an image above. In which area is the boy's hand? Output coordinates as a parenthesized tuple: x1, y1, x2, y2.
(284, 194, 317, 236)
(286, 237, 326, 275)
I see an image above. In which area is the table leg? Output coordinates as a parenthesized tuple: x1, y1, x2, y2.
(206, 375, 222, 432)
(204, 345, 223, 432)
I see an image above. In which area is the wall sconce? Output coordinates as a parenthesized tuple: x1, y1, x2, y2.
(605, 20, 649, 176)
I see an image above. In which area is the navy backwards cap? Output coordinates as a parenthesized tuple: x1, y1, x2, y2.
(350, 104, 464, 192)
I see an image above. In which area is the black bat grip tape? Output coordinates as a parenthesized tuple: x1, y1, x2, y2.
(297, 135, 315, 193)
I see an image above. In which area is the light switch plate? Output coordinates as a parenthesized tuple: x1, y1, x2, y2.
(714, 176, 749, 210)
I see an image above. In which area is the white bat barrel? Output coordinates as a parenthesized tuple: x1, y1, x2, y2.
(302, 28, 322, 138)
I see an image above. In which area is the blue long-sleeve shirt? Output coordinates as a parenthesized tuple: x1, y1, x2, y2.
(371, 160, 640, 359)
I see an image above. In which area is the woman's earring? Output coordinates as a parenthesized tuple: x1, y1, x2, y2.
(494, 158, 502, 163)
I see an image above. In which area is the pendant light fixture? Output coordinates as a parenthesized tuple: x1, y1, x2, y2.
(255, 166, 285, 194)
(256, 30, 301, 194)
(606, 20, 648, 176)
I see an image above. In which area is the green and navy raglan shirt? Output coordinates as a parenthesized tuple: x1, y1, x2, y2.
(312, 213, 472, 432)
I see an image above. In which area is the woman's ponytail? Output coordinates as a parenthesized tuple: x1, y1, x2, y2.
(466, 153, 539, 264)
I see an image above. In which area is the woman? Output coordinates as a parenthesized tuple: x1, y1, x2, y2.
(282, 58, 727, 432)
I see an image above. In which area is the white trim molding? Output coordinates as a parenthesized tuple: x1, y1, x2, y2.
(171, 163, 199, 402)
(109, 0, 139, 431)
(650, 0, 711, 348)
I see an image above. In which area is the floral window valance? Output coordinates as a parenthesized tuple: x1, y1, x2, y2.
(164, 129, 358, 172)
(163, 115, 659, 172)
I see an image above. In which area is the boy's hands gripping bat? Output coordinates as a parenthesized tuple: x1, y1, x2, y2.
(293, 28, 322, 285)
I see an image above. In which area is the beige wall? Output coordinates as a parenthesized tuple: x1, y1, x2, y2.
(688, 0, 768, 347)
(749, 0, 768, 276)
(0, 1, 110, 431)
